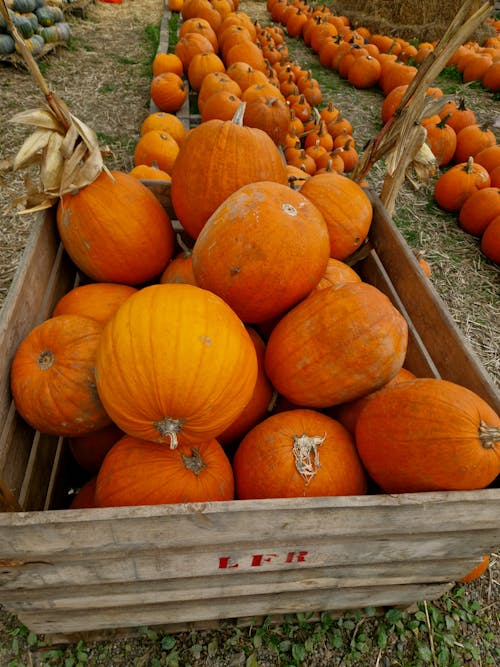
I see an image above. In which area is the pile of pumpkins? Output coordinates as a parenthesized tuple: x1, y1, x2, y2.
(0, 0, 71, 56)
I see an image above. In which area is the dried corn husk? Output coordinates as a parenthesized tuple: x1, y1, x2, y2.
(0, 0, 111, 214)
(352, 0, 494, 215)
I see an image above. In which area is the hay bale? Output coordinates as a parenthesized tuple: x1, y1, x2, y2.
(331, 0, 495, 43)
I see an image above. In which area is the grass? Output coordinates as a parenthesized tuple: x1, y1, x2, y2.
(1, 583, 498, 666)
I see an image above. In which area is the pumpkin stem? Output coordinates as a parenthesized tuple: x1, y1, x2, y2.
(176, 233, 192, 257)
(232, 102, 247, 127)
(153, 417, 184, 449)
(37, 350, 54, 370)
(181, 448, 206, 475)
(293, 433, 325, 485)
(478, 420, 500, 449)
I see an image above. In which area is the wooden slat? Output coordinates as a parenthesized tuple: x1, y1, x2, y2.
(368, 196, 500, 411)
(16, 581, 454, 636)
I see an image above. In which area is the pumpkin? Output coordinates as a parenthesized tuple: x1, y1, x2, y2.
(242, 95, 290, 146)
(355, 378, 500, 493)
(129, 164, 172, 181)
(159, 235, 197, 285)
(170, 104, 288, 239)
(333, 367, 416, 434)
(69, 423, 124, 474)
(187, 51, 225, 91)
(95, 436, 234, 507)
(225, 61, 268, 91)
(52, 283, 137, 325)
(481, 214, 500, 264)
(197, 71, 242, 112)
(264, 282, 408, 408)
(425, 115, 457, 167)
(458, 187, 500, 236)
(474, 144, 500, 173)
(56, 170, 175, 284)
(133, 130, 180, 174)
(442, 98, 476, 134)
(312, 258, 362, 292)
(68, 477, 98, 510)
(233, 409, 367, 499)
(174, 32, 215, 71)
(152, 52, 184, 77)
(150, 72, 188, 113)
(433, 157, 490, 212)
(179, 17, 219, 52)
(95, 284, 258, 448)
(347, 54, 382, 88)
(300, 172, 372, 260)
(217, 327, 274, 448)
(459, 555, 490, 583)
(192, 180, 330, 324)
(11, 315, 111, 437)
(140, 112, 187, 145)
(453, 123, 496, 164)
(200, 90, 242, 122)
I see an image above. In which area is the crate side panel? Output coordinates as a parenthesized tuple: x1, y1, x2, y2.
(14, 581, 453, 636)
(368, 197, 500, 411)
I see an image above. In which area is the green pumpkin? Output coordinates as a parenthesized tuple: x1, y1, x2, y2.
(49, 6, 64, 22)
(12, 0, 37, 12)
(23, 11, 39, 30)
(12, 14, 34, 38)
(0, 33, 15, 54)
(16, 32, 44, 54)
(35, 5, 54, 26)
(54, 21, 71, 41)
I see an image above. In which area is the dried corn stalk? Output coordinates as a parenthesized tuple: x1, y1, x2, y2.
(0, 0, 110, 214)
(352, 0, 493, 215)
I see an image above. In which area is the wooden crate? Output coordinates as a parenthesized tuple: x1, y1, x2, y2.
(0, 190, 499, 644)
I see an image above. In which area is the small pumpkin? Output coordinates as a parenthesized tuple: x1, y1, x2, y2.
(233, 409, 367, 499)
(11, 315, 111, 437)
(355, 378, 500, 493)
(69, 423, 124, 474)
(192, 180, 330, 324)
(458, 187, 500, 236)
(150, 72, 188, 113)
(134, 130, 180, 174)
(264, 282, 408, 408)
(68, 477, 98, 510)
(140, 112, 187, 145)
(300, 171, 372, 260)
(433, 157, 491, 212)
(159, 234, 197, 285)
(95, 436, 234, 507)
(453, 122, 496, 164)
(95, 284, 258, 448)
(481, 214, 500, 264)
(52, 283, 137, 325)
(56, 171, 175, 284)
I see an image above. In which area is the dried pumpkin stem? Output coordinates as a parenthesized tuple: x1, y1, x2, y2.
(293, 433, 325, 485)
(478, 421, 500, 449)
(181, 448, 207, 475)
(153, 417, 184, 449)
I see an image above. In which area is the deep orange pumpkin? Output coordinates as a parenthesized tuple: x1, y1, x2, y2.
(233, 409, 367, 499)
(170, 104, 289, 239)
(355, 378, 500, 493)
(433, 157, 491, 212)
(52, 283, 137, 325)
(95, 435, 234, 507)
(69, 422, 124, 474)
(68, 477, 98, 510)
(56, 171, 175, 284)
(481, 214, 500, 264)
(264, 282, 408, 408)
(191, 180, 330, 323)
(458, 187, 500, 236)
(11, 315, 111, 437)
(300, 172, 373, 260)
(95, 284, 258, 448)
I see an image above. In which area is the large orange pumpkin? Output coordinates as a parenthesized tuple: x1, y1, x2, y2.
(95, 435, 234, 507)
(52, 283, 137, 325)
(192, 180, 330, 323)
(95, 284, 258, 448)
(56, 171, 175, 284)
(300, 172, 373, 260)
(233, 409, 367, 499)
(11, 315, 111, 437)
(170, 103, 288, 239)
(264, 282, 408, 408)
(355, 378, 500, 493)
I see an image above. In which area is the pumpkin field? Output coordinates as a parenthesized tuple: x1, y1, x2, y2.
(0, 0, 499, 664)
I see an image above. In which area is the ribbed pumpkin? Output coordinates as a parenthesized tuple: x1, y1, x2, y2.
(217, 327, 274, 447)
(11, 315, 111, 437)
(52, 283, 137, 325)
(355, 378, 500, 493)
(159, 235, 197, 285)
(434, 157, 491, 212)
(170, 104, 288, 239)
(300, 172, 372, 260)
(69, 422, 124, 474)
(95, 435, 234, 507)
(312, 258, 361, 292)
(192, 180, 330, 323)
(264, 282, 408, 408)
(95, 284, 258, 448)
(233, 409, 367, 499)
(458, 187, 500, 236)
(56, 171, 175, 284)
